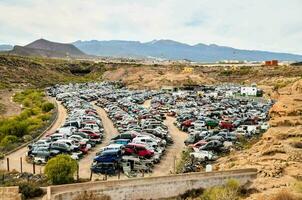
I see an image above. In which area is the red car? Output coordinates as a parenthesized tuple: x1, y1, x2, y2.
(182, 120, 193, 127)
(219, 121, 234, 130)
(79, 142, 89, 154)
(79, 129, 102, 143)
(124, 143, 154, 158)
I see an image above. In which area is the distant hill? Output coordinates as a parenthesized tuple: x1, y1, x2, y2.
(9, 39, 86, 58)
(74, 39, 302, 62)
(0, 44, 13, 51)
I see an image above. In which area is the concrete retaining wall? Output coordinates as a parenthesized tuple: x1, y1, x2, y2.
(0, 186, 22, 200)
(46, 168, 257, 200)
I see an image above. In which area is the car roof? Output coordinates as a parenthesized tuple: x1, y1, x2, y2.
(127, 143, 146, 147)
(107, 144, 124, 148)
(102, 149, 120, 153)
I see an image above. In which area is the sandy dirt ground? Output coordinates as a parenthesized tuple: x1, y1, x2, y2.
(0, 90, 22, 117)
(0, 99, 67, 173)
(152, 116, 187, 176)
(142, 99, 188, 177)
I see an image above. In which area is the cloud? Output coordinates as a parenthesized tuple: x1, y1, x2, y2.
(0, 0, 301, 54)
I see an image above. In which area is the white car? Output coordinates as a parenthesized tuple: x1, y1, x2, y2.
(56, 139, 79, 151)
(190, 150, 217, 161)
(132, 136, 159, 148)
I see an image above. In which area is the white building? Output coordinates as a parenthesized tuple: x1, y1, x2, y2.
(240, 86, 257, 96)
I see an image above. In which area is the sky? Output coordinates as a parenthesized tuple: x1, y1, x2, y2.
(0, 0, 301, 54)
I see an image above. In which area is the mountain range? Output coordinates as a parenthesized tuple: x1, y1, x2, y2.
(1, 39, 302, 62)
(3, 39, 86, 58)
(0, 44, 13, 51)
(74, 39, 302, 62)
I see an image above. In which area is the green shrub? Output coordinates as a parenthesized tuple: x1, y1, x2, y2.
(200, 179, 240, 200)
(44, 154, 78, 185)
(176, 149, 192, 174)
(41, 102, 54, 112)
(0, 89, 54, 153)
(0, 135, 18, 147)
(23, 135, 33, 142)
(19, 182, 44, 199)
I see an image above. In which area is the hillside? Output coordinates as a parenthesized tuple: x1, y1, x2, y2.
(1, 55, 302, 199)
(74, 39, 302, 62)
(8, 39, 86, 58)
(0, 55, 105, 89)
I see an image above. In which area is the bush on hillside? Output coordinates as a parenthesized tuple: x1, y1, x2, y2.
(41, 102, 55, 112)
(0, 135, 18, 147)
(200, 179, 240, 200)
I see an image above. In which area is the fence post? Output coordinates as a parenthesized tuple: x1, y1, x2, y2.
(118, 168, 120, 180)
(33, 162, 36, 174)
(6, 158, 9, 172)
(173, 156, 176, 174)
(77, 163, 79, 182)
(90, 170, 92, 181)
(20, 157, 23, 173)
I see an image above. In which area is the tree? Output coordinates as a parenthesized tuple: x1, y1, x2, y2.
(44, 154, 78, 185)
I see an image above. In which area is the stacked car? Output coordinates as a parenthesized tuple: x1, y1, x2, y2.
(147, 85, 273, 172)
(92, 90, 172, 175)
(28, 84, 107, 164)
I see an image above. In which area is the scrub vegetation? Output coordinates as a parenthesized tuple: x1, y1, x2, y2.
(44, 154, 78, 185)
(0, 89, 55, 153)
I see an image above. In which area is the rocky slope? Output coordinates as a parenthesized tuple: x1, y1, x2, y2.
(215, 80, 302, 199)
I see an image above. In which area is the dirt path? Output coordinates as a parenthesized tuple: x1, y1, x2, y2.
(0, 100, 67, 173)
(78, 104, 119, 179)
(151, 116, 187, 176)
(0, 90, 22, 117)
(142, 98, 187, 176)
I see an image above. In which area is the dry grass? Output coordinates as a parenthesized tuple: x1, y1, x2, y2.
(270, 190, 297, 200)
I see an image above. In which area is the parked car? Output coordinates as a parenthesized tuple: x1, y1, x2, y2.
(190, 150, 217, 161)
(94, 149, 122, 163)
(124, 143, 154, 158)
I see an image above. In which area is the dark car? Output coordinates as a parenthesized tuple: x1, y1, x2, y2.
(28, 147, 60, 158)
(199, 140, 223, 151)
(91, 162, 119, 175)
(94, 149, 122, 163)
(111, 133, 137, 141)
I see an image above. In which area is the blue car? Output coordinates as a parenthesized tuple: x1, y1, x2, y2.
(110, 139, 131, 145)
(94, 149, 122, 163)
